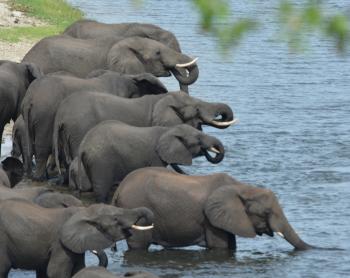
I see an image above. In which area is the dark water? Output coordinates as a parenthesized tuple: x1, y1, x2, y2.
(3, 0, 350, 277)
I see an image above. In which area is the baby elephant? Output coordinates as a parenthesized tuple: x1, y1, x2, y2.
(0, 199, 154, 277)
(73, 266, 159, 278)
(0, 157, 24, 187)
(77, 121, 225, 202)
(113, 167, 314, 251)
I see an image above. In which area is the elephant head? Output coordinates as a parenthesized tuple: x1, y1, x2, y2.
(156, 124, 225, 165)
(152, 91, 236, 129)
(1, 157, 24, 187)
(60, 205, 154, 254)
(204, 185, 313, 250)
(107, 37, 198, 89)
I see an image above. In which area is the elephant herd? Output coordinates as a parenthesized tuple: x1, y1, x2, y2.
(0, 19, 317, 277)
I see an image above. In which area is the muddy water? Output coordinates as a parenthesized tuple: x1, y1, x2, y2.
(4, 0, 350, 277)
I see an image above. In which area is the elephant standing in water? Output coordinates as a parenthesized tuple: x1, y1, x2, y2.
(113, 167, 315, 251)
(0, 60, 42, 156)
(22, 35, 198, 91)
(53, 91, 235, 174)
(77, 121, 225, 202)
(21, 70, 167, 180)
(0, 199, 154, 277)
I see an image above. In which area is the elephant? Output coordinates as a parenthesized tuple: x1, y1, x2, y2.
(53, 91, 235, 176)
(113, 167, 315, 251)
(22, 35, 198, 91)
(21, 70, 167, 179)
(0, 157, 24, 187)
(73, 267, 159, 278)
(76, 121, 225, 203)
(69, 156, 91, 193)
(64, 20, 181, 52)
(0, 198, 154, 277)
(0, 184, 82, 208)
(0, 60, 42, 156)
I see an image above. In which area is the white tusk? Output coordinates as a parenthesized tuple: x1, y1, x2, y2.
(91, 250, 98, 255)
(276, 232, 285, 238)
(211, 118, 239, 126)
(208, 147, 221, 154)
(176, 57, 198, 68)
(131, 224, 154, 231)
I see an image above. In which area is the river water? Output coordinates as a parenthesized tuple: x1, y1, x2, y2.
(4, 0, 350, 277)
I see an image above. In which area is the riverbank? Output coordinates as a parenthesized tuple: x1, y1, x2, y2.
(0, 0, 83, 62)
(0, 0, 83, 138)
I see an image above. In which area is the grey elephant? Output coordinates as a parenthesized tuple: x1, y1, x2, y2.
(77, 121, 225, 203)
(113, 167, 315, 251)
(22, 35, 198, 90)
(64, 20, 181, 52)
(73, 267, 159, 278)
(0, 157, 24, 187)
(0, 60, 42, 156)
(0, 198, 154, 277)
(69, 156, 91, 193)
(0, 184, 82, 208)
(53, 91, 235, 173)
(21, 70, 167, 180)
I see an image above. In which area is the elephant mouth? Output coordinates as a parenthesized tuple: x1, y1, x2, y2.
(203, 146, 224, 164)
(157, 71, 172, 77)
(202, 114, 238, 129)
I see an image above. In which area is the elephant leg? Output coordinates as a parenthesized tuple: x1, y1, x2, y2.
(126, 216, 152, 250)
(0, 125, 4, 157)
(0, 252, 11, 278)
(88, 164, 115, 203)
(71, 255, 85, 276)
(33, 146, 51, 181)
(36, 268, 48, 278)
(205, 224, 236, 250)
(46, 249, 74, 278)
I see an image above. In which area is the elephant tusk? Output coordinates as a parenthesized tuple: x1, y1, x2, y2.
(276, 232, 285, 238)
(208, 147, 221, 154)
(176, 57, 198, 68)
(131, 224, 154, 231)
(211, 118, 239, 127)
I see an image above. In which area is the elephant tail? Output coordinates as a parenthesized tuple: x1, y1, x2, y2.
(52, 120, 63, 175)
(22, 102, 33, 176)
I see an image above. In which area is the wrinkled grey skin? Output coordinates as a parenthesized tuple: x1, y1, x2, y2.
(53, 91, 234, 174)
(78, 121, 225, 203)
(0, 199, 154, 277)
(21, 70, 167, 180)
(0, 60, 42, 156)
(0, 157, 24, 187)
(22, 35, 198, 90)
(113, 167, 315, 251)
(0, 185, 82, 208)
(73, 266, 159, 278)
(64, 20, 181, 52)
(63, 20, 189, 92)
(69, 156, 91, 193)
(11, 115, 25, 159)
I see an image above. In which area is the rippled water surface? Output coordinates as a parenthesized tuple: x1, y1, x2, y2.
(4, 0, 350, 277)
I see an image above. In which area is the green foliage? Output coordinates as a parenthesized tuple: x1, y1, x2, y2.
(0, 0, 83, 42)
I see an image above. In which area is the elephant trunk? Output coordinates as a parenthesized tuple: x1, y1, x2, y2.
(201, 104, 236, 129)
(130, 207, 155, 228)
(91, 250, 108, 267)
(203, 141, 225, 164)
(269, 209, 313, 250)
(170, 57, 199, 86)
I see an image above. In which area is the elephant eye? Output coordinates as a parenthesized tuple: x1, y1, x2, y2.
(155, 50, 161, 56)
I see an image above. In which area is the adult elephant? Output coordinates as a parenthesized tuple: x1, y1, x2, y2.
(0, 157, 24, 187)
(73, 267, 159, 278)
(22, 35, 198, 91)
(113, 167, 315, 251)
(77, 121, 225, 203)
(64, 20, 181, 52)
(0, 60, 42, 156)
(21, 70, 167, 179)
(53, 91, 235, 176)
(0, 199, 154, 277)
(0, 185, 83, 208)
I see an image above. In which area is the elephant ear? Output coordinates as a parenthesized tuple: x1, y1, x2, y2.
(204, 186, 256, 238)
(156, 129, 192, 165)
(132, 73, 168, 95)
(22, 62, 43, 83)
(60, 210, 114, 254)
(107, 42, 145, 74)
